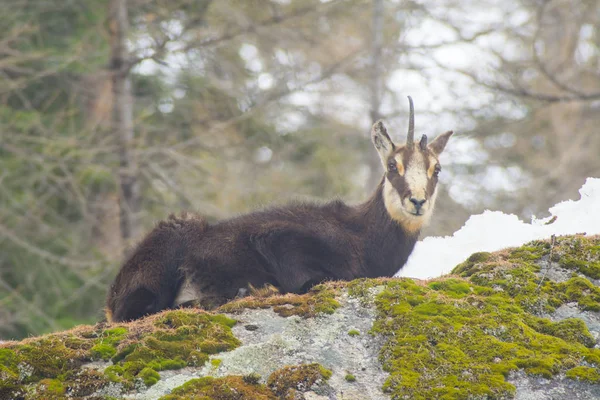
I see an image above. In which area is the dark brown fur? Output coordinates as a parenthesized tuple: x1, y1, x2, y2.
(106, 185, 419, 322)
(106, 213, 208, 322)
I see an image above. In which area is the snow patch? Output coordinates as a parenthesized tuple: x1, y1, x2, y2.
(400, 177, 600, 279)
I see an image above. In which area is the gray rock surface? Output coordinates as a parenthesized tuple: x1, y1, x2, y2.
(103, 284, 600, 400)
(123, 292, 388, 400)
(512, 371, 600, 400)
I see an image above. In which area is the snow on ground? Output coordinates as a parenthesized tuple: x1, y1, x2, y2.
(399, 177, 600, 279)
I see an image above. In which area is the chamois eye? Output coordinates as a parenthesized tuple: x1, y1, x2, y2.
(388, 161, 397, 172)
(434, 164, 441, 177)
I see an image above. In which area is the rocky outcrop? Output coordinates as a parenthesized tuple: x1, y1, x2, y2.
(1, 235, 600, 399)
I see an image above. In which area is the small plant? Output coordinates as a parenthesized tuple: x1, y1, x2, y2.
(243, 373, 262, 385)
(139, 367, 160, 386)
(348, 329, 360, 336)
(345, 373, 356, 382)
(318, 365, 333, 380)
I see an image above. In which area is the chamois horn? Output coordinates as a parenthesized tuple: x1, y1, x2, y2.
(419, 134, 428, 150)
(407, 96, 415, 146)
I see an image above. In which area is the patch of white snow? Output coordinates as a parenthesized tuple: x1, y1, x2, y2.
(399, 177, 600, 279)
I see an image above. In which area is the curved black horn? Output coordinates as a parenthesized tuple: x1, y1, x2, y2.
(407, 96, 415, 146)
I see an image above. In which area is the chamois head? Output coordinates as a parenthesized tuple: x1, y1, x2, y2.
(371, 96, 453, 233)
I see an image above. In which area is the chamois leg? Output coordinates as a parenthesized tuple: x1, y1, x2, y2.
(180, 258, 243, 310)
(251, 229, 334, 294)
(181, 250, 281, 307)
(107, 255, 185, 322)
(106, 213, 208, 322)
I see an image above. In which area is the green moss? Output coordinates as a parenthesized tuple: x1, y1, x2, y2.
(219, 283, 341, 318)
(347, 278, 388, 304)
(90, 343, 117, 360)
(558, 277, 600, 312)
(345, 373, 356, 382)
(161, 376, 275, 400)
(154, 310, 236, 330)
(0, 332, 117, 399)
(164, 364, 333, 400)
(267, 363, 332, 397)
(374, 236, 600, 399)
(508, 246, 545, 262)
(91, 326, 128, 361)
(42, 379, 64, 394)
(104, 326, 128, 337)
(111, 343, 138, 363)
(139, 367, 160, 386)
(0, 309, 241, 397)
(0, 348, 18, 378)
(35, 378, 65, 398)
(17, 337, 81, 381)
(318, 365, 333, 380)
(348, 329, 360, 336)
(104, 364, 126, 383)
(210, 314, 238, 329)
(0, 349, 20, 398)
(551, 236, 600, 280)
(428, 279, 472, 297)
(211, 358, 222, 368)
(527, 317, 595, 348)
(452, 252, 492, 276)
(566, 366, 600, 383)
(103, 310, 239, 388)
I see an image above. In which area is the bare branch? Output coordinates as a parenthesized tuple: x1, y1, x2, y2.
(0, 223, 101, 269)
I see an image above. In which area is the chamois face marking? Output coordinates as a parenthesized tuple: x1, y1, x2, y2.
(371, 96, 453, 233)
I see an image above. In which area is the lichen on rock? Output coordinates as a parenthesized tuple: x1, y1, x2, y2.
(160, 363, 332, 400)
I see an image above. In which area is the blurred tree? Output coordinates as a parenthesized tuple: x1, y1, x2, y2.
(109, 0, 141, 243)
(0, 0, 113, 338)
(443, 0, 600, 218)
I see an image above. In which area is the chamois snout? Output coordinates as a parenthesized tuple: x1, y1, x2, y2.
(409, 197, 427, 214)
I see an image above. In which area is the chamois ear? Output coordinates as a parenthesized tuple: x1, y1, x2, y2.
(371, 120, 395, 167)
(428, 130, 453, 155)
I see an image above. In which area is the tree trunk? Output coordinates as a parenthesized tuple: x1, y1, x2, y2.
(367, 0, 385, 190)
(108, 0, 140, 247)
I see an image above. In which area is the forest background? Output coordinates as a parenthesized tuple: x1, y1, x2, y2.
(1, 0, 599, 339)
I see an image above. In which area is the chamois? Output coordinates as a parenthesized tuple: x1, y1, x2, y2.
(106, 97, 453, 322)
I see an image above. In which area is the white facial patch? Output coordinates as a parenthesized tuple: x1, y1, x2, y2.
(398, 152, 428, 201)
(383, 151, 438, 233)
(174, 277, 201, 306)
(383, 179, 431, 233)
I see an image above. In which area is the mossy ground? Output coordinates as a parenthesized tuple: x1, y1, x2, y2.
(161, 363, 332, 400)
(160, 375, 276, 400)
(0, 309, 239, 398)
(370, 235, 600, 399)
(218, 282, 341, 318)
